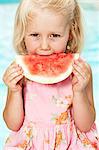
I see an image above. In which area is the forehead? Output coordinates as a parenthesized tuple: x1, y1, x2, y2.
(26, 8, 69, 32)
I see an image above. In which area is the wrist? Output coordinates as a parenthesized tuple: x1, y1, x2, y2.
(73, 89, 87, 98)
(8, 87, 22, 94)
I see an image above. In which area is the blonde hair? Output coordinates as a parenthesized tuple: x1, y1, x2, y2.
(13, 0, 84, 54)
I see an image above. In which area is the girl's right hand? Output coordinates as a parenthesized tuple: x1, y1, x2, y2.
(3, 62, 24, 92)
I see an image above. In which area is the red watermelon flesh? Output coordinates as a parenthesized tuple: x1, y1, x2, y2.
(16, 53, 79, 84)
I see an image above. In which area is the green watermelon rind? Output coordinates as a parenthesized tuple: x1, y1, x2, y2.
(16, 53, 79, 84)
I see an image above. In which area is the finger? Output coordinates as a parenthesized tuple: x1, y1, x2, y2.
(70, 73, 75, 80)
(7, 67, 23, 79)
(71, 75, 78, 86)
(7, 64, 23, 75)
(7, 69, 23, 82)
(10, 74, 24, 86)
(7, 62, 18, 70)
(74, 59, 85, 71)
(72, 68, 84, 81)
(72, 63, 86, 79)
(4, 65, 23, 82)
(3, 62, 23, 85)
(73, 57, 91, 75)
(3, 68, 23, 86)
(74, 59, 91, 73)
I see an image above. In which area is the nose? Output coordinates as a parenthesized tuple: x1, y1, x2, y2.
(37, 37, 54, 55)
(40, 37, 49, 50)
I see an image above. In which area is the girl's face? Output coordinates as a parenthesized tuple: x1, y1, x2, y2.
(24, 9, 70, 55)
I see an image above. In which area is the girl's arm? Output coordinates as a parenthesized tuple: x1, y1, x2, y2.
(3, 62, 24, 131)
(3, 88, 24, 131)
(71, 58, 96, 132)
(73, 89, 95, 132)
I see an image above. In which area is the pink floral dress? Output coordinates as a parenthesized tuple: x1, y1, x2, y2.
(4, 77, 99, 150)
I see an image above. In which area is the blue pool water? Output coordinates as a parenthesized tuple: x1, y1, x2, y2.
(0, 3, 99, 149)
(0, 0, 19, 3)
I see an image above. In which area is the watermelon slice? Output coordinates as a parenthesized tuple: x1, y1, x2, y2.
(16, 53, 79, 84)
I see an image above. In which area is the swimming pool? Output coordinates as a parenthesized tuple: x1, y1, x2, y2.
(0, 3, 99, 150)
(0, 0, 19, 3)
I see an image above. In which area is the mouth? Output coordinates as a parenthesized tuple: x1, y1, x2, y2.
(36, 49, 54, 55)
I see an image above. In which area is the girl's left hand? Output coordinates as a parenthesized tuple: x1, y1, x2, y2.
(71, 58, 92, 93)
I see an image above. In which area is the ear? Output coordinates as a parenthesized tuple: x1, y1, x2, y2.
(69, 31, 73, 41)
(66, 32, 73, 50)
(22, 38, 28, 54)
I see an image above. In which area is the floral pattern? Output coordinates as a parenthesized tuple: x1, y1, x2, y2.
(4, 78, 99, 149)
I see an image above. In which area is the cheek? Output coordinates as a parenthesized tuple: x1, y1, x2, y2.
(51, 40, 67, 52)
(25, 37, 39, 53)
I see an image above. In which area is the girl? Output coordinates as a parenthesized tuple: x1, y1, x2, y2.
(3, 0, 99, 149)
